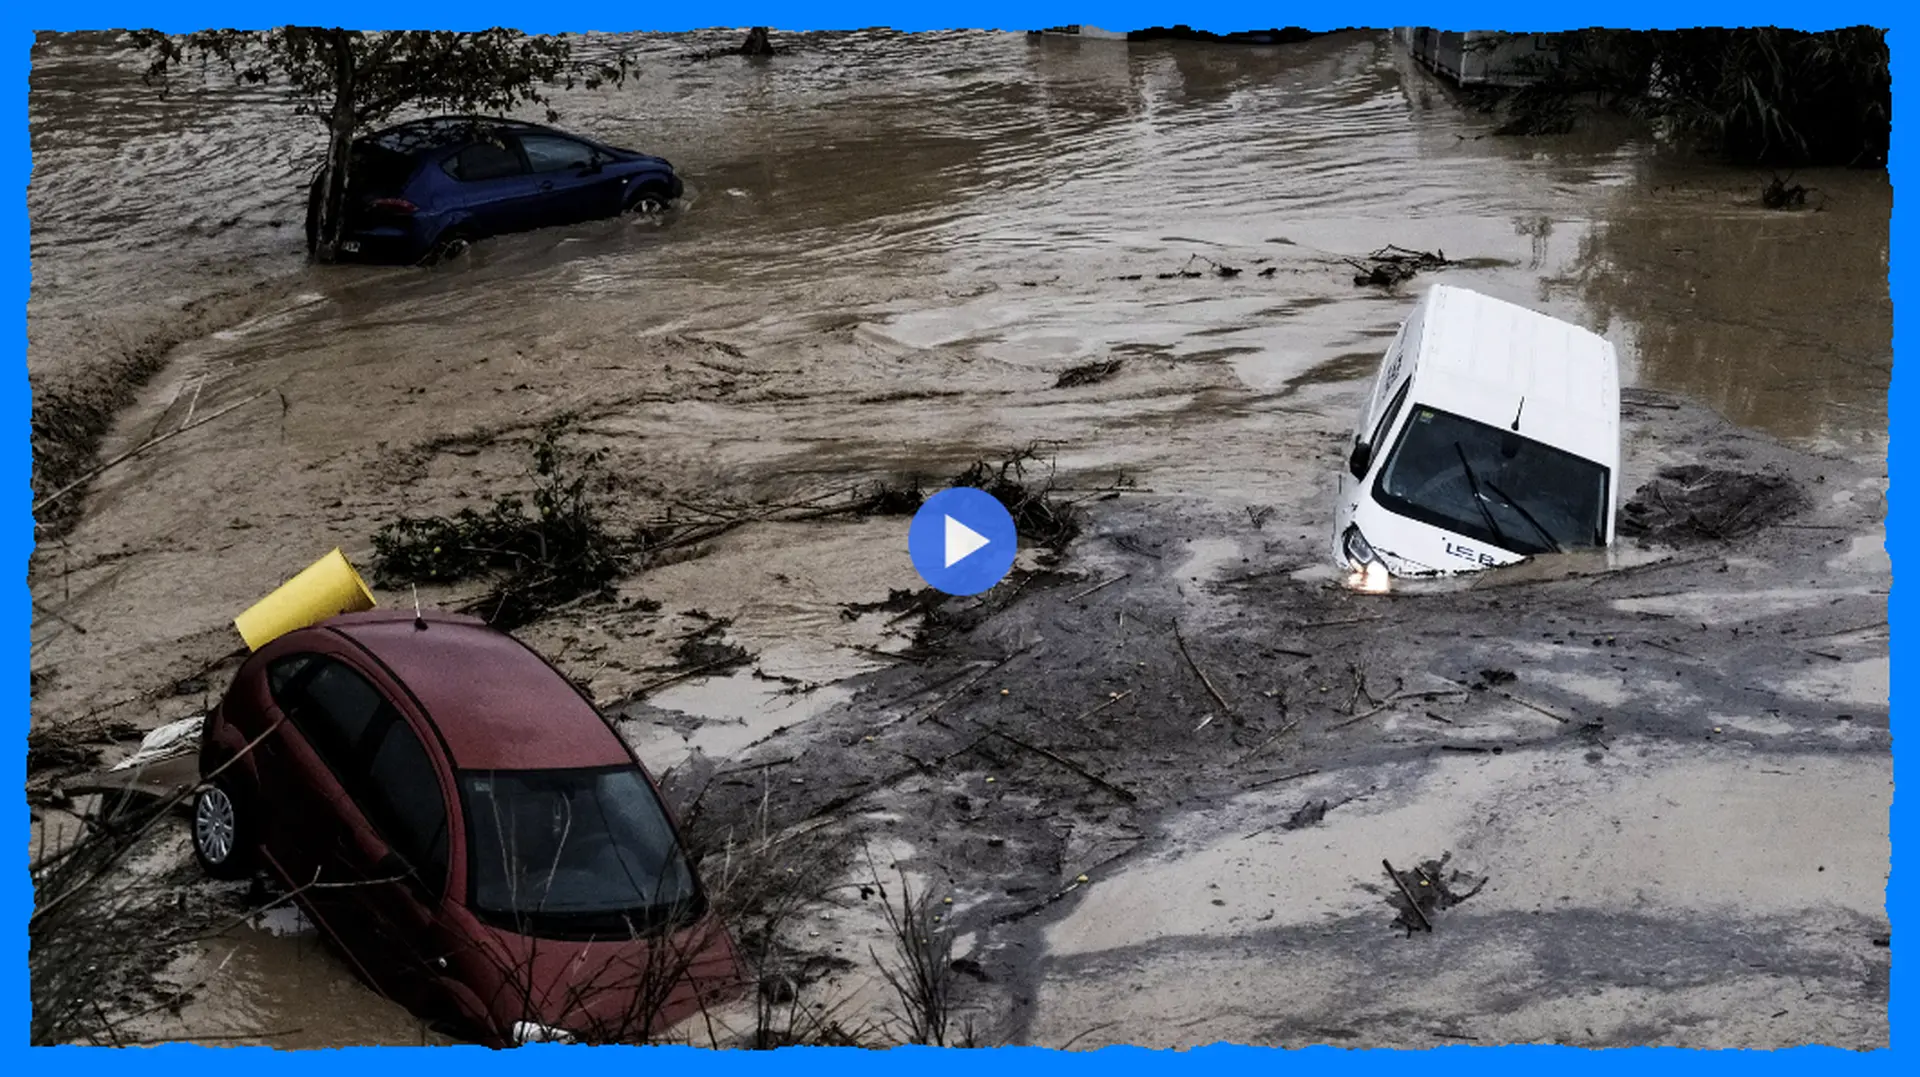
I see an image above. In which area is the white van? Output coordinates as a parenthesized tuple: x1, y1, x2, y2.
(1332, 284, 1620, 585)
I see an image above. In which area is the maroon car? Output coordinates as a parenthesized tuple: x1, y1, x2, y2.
(191, 608, 742, 1045)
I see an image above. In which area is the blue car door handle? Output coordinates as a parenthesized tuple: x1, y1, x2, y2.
(539, 180, 554, 191)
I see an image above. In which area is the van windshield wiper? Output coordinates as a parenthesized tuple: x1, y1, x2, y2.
(1453, 442, 1510, 549)
(1482, 477, 1562, 554)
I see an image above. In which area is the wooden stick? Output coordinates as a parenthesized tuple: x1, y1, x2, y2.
(990, 839, 1145, 926)
(1497, 690, 1572, 724)
(1068, 573, 1130, 602)
(30, 597, 87, 636)
(1174, 624, 1233, 716)
(1329, 697, 1399, 730)
(1244, 766, 1319, 790)
(915, 667, 993, 725)
(981, 725, 1136, 803)
(34, 391, 273, 513)
(1383, 859, 1432, 932)
(1069, 690, 1133, 724)
(916, 644, 1036, 724)
(1235, 718, 1299, 765)
(842, 644, 925, 665)
(1297, 614, 1381, 629)
(627, 658, 739, 700)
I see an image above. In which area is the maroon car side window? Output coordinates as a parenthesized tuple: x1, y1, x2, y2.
(289, 660, 384, 771)
(265, 653, 316, 706)
(360, 717, 451, 895)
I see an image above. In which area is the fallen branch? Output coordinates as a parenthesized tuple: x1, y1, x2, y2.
(1173, 624, 1233, 717)
(979, 726, 1136, 803)
(626, 658, 740, 700)
(801, 761, 926, 823)
(1069, 691, 1133, 724)
(1244, 767, 1319, 791)
(30, 597, 88, 636)
(842, 644, 926, 665)
(989, 840, 1144, 926)
(1234, 718, 1300, 765)
(1496, 690, 1572, 724)
(1068, 573, 1130, 602)
(1297, 614, 1381, 629)
(34, 390, 274, 514)
(122, 1029, 304, 1047)
(915, 644, 1037, 724)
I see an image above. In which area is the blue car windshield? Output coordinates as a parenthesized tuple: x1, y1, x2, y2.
(1372, 404, 1610, 555)
(461, 766, 701, 937)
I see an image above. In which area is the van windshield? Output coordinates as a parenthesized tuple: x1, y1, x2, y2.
(1372, 404, 1609, 556)
(461, 766, 702, 938)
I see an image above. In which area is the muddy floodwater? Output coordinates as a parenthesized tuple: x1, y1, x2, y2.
(29, 29, 1890, 1049)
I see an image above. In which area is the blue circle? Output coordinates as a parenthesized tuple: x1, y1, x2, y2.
(908, 487, 1019, 596)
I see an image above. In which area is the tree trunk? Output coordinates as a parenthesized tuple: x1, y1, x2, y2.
(313, 30, 357, 264)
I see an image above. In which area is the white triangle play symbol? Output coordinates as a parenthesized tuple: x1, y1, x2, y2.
(944, 515, 991, 568)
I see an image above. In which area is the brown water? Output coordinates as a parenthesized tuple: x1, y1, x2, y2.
(31, 29, 1890, 452)
(29, 27, 1892, 1048)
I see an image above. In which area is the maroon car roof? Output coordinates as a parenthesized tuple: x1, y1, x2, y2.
(321, 610, 632, 771)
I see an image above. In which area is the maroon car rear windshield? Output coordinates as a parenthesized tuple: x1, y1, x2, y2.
(461, 766, 701, 938)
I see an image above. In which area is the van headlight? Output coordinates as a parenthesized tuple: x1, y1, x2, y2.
(512, 1021, 577, 1045)
(1342, 525, 1377, 567)
(1342, 526, 1393, 594)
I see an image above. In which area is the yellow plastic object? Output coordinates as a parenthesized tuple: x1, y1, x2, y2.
(233, 548, 377, 651)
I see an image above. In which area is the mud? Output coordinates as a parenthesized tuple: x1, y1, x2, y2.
(29, 29, 1888, 1049)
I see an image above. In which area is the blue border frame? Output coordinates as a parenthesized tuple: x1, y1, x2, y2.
(12, 1, 1904, 1065)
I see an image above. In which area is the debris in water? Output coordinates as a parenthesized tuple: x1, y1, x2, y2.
(1488, 87, 1578, 136)
(846, 479, 928, 518)
(1054, 359, 1123, 389)
(1474, 668, 1518, 689)
(1344, 245, 1454, 288)
(1382, 852, 1486, 936)
(690, 26, 789, 61)
(1762, 174, 1811, 210)
(1155, 253, 1241, 280)
(1618, 464, 1807, 543)
(26, 729, 102, 774)
(369, 416, 629, 629)
(950, 956, 989, 981)
(1123, 25, 1329, 46)
(947, 447, 1083, 549)
(169, 675, 208, 697)
(1284, 798, 1331, 830)
(108, 716, 203, 772)
(845, 447, 1083, 548)
(672, 620, 753, 672)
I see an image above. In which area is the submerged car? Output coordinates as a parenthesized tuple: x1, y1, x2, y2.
(305, 115, 684, 265)
(1333, 284, 1621, 585)
(191, 608, 740, 1045)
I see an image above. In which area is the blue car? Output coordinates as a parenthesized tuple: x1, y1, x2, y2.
(305, 116, 684, 264)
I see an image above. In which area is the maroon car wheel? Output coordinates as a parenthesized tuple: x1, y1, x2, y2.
(191, 778, 254, 881)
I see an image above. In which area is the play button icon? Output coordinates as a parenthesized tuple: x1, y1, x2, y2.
(909, 487, 1018, 596)
(944, 515, 990, 568)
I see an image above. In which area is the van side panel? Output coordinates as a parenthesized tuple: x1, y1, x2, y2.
(1359, 290, 1429, 444)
